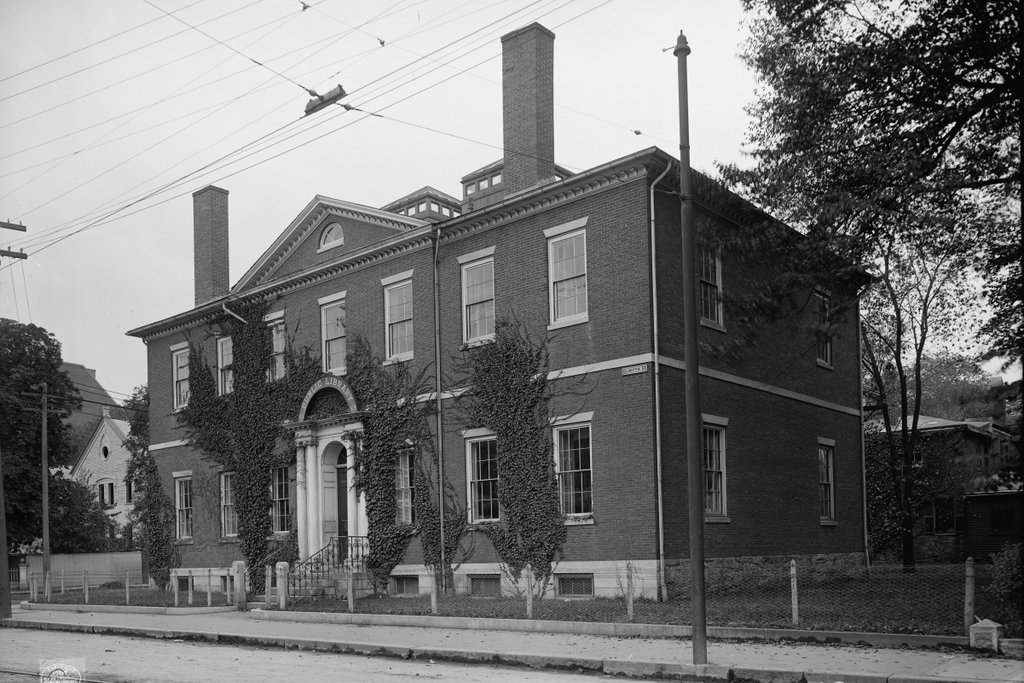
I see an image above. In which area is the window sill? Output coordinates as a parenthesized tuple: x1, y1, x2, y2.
(220, 536, 240, 544)
(704, 515, 731, 524)
(383, 355, 413, 367)
(467, 520, 499, 530)
(326, 367, 347, 377)
(564, 515, 594, 526)
(700, 318, 726, 333)
(816, 359, 834, 370)
(819, 519, 838, 527)
(547, 315, 588, 332)
(317, 241, 344, 254)
(174, 539, 194, 545)
(462, 336, 495, 349)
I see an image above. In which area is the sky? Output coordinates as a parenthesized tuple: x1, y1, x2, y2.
(0, 0, 1016, 402)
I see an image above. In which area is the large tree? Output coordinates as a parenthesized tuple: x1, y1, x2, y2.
(726, 0, 1020, 362)
(0, 319, 80, 547)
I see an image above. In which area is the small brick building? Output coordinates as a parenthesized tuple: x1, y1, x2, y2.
(127, 23, 865, 598)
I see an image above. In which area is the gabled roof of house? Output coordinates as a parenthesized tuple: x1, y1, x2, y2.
(69, 415, 130, 478)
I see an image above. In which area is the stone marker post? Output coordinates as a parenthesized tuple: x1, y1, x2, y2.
(276, 562, 289, 610)
(232, 560, 246, 610)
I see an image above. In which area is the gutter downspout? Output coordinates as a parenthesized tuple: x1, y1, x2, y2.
(222, 302, 247, 324)
(432, 226, 447, 593)
(650, 160, 674, 602)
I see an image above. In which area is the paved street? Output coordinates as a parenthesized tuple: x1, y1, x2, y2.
(0, 627, 622, 683)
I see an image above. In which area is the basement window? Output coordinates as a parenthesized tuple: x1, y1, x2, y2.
(469, 575, 501, 597)
(393, 575, 419, 595)
(557, 574, 594, 598)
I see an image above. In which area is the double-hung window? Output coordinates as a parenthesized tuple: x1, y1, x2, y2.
(702, 415, 728, 519)
(217, 337, 233, 395)
(459, 248, 495, 343)
(699, 245, 723, 327)
(554, 421, 593, 517)
(814, 291, 832, 367)
(395, 447, 415, 525)
(174, 474, 193, 539)
(466, 434, 499, 523)
(172, 344, 189, 409)
(818, 439, 836, 523)
(265, 311, 287, 381)
(97, 481, 114, 506)
(546, 218, 589, 327)
(319, 292, 346, 374)
(383, 271, 414, 361)
(271, 466, 290, 533)
(221, 472, 238, 537)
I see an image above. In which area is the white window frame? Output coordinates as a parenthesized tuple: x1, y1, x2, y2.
(217, 336, 233, 395)
(382, 271, 414, 362)
(699, 245, 724, 329)
(818, 437, 836, 523)
(264, 310, 286, 381)
(97, 480, 114, 506)
(702, 414, 729, 520)
(319, 291, 347, 374)
(171, 342, 189, 410)
(459, 247, 496, 344)
(174, 474, 193, 540)
(395, 447, 414, 525)
(545, 218, 589, 329)
(465, 430, 499, 523)
(271, 466, 290, 534)
(317, 222, 344, 252)
(553, 417, 593, 520)
(814, 291, 833, 368)
(221, 471, 238, 537)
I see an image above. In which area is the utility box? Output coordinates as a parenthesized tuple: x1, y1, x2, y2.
(970, 619, 1003, 653)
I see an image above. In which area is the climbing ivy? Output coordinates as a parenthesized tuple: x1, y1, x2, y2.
(177, 301, 321, 593)
(454, 317, 567, 585)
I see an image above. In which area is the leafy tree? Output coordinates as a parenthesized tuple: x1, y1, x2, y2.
(0, 319, 79, 547)
(49, 473, 118, 553)
(913, 352, 1004, 421)
(123, 385, 178, 588)
(726, 0, 1020, 362)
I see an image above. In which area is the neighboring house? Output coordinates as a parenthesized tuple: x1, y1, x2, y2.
(964, 490, 1022, 560)
(69, 414, 134, 528)
(61, 362, 121, 458)
(127, 23, 865, 598)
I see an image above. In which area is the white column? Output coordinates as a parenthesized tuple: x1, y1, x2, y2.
(344, 437, 358, 537)
(295, 444, 307, 560)
(306, 441, 321, 553)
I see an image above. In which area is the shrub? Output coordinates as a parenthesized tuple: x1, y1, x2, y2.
(986, 541, 1022, 633)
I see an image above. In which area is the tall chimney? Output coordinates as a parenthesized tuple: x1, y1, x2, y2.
(193, 185, 229, 306)
(501, 23, 555, 195)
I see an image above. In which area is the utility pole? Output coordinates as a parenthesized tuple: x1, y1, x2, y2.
(675, 30, 708, 666)
(41, 382, 51, 601)
(0, 440, 11, 618)
(1, 220, 28, 259)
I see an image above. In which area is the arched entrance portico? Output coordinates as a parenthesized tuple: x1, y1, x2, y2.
(291, 375, 365, 560)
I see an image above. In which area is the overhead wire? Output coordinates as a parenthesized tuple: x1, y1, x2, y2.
(4, 1, 618, 261)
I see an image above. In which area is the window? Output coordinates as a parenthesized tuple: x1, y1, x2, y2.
(699, 245, 723, 326)
(441, 206, 451, 217)
(125, 480, 133, 503)
(172, 347, 189, 409)
(557, 574, 594, 597)
(319, 222, 344, 250)
(990, 498, 1017, 534)
(430, 201, 439, 212)
(492, 172, 502, 185)
(271, 466, 290, 533)
(462, 258, 495, 343)
(466, 182, 476, 196)
(321, 298, 346, 373)
(815, 291, 832, 366)
(818, 441, 836, 522)
(175, 476, 193, 539)
(702, 421, 727, 517)
(417, 201, 426, 213)
(97, 481, 114, 506)
(221, 472, 238, 537)
(101, 446, 109, 460)
(555, 424, 592, 516)
(264, 311, 286, 381)
(393, 575, 419, 595)
(479, 177, 489, 190)
(547, 228, 588, 325)
(468, 437, 499, 522)
(217, 337, 233, 395)
(395, 447, 415, 525)
(385, 279, 414, 361)
(469, 575, 501, 596)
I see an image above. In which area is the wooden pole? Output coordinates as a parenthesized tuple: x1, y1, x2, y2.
(0, 441, 11, 618)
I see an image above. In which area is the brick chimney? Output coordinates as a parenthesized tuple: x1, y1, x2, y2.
(501, 23, 555, 196)
(193, 185, 229, 306)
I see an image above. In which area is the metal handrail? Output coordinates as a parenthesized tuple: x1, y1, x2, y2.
(287, 536, 369, 601)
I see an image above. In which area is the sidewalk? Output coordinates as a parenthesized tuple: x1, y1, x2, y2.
(3, 602, 1022, 682)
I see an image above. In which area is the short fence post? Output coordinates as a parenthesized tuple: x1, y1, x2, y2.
(187, 571, 194, 606)
(627, 566, 635, 622)
(207, 569, 213, 607)
(29, 573, 37, 602)
(224, 572, 231, 605)
(125, 569, 130, 606)
(964, 557, 975, 636)
(790, 560, 799, 627)
(265, 565, 273, 608)
(276, 562, 289, 610)
(83, 571, 89, 604)
(232, 561, 246, 610)
(430, 576, 438, 615)
(44, 569, 51, 602)
(525, 564, 534, 619)
(61, 569, 65, 594)
(173, 571, 180, 607)
(346, 570, 355, 613)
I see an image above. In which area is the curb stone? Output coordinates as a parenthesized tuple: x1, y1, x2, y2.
(19, 601, 235, 616)
(803, 669, 891, 683)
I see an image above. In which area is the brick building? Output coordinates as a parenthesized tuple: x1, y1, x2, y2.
(127, 23, 865, 598)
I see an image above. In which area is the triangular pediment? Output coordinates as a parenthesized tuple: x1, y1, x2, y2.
(232, 195, 428, 293)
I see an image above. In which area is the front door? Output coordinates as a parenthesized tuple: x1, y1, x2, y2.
(336, 462, 348, 537)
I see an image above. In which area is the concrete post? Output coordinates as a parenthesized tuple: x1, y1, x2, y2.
(173, 570, 179, 606)
(232, 560, 246, 610)
(627, 566, 635, 622)
(187, 571, 194, 606)
(61, 570, 65, 594)
(346, 569, 355, 613)
(525, 565, 534, 619)
(265, 565, 273, 608)
(276, 562, 289, 610)
(44, 569, 50, 603)
(207, 569, 212, 606)
(964, 557, 975, 636)
(83, 571, 89, 604)
(125, 570, 130, 606)
(29, 573, 37, 602)
(430, 577, 438, 615)
(790, 560, 799, 627)
(223, 571, 231, 605)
